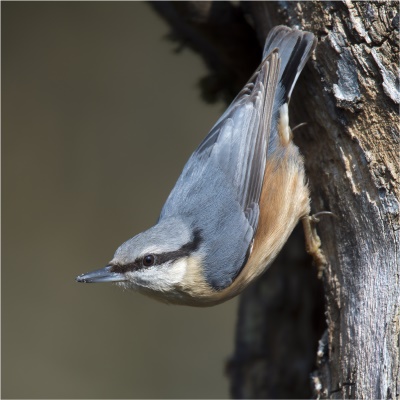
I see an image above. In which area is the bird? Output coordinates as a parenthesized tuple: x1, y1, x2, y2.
(76, 25, 324, 307)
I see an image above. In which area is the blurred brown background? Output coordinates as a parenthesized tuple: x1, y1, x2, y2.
(2, 2, 238, 398)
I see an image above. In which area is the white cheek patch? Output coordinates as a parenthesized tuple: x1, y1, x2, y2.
(127, 259, 188, 292)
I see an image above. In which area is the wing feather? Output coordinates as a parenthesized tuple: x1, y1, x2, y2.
(192, 51, 280, 233)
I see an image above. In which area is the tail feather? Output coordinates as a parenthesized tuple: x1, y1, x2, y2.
(263, 26, 317, 103)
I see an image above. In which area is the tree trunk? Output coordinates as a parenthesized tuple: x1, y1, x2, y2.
(249, 2, 399, 398)
(150, 1, 399, 398)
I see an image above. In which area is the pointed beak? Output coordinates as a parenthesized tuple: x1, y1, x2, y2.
(76, 265, 126, 283)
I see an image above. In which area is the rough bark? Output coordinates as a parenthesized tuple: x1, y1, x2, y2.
(248, 2, 399, 399)
(150, 1, 399, 398)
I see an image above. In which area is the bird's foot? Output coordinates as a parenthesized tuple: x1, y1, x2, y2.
(302, 212, 335, 278)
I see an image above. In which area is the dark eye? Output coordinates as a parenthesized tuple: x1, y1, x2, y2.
(142, 254, 155, 267)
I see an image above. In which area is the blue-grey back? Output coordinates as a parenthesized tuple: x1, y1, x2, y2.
(160, 52, 280, 289)
(159, 26, 316, 290)
(160, 149, 256, 289)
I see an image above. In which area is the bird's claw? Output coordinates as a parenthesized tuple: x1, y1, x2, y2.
(302, 213, 333, 277)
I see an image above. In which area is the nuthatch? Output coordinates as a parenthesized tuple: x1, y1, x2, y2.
(76, 26, 324, 306)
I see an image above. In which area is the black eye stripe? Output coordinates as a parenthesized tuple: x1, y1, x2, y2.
(109, 229, 203, 273)
(153, 229, 202, 265)
(110, 261, 140, 274)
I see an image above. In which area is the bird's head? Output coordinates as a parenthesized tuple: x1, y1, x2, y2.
(76, 218, 205, 302)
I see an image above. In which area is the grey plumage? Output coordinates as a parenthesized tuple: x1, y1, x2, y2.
(262, 26, 316, 102)
(76, 26, 318, 304)
(159, 53, 280, 289)
(158, 27, 316, 289)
